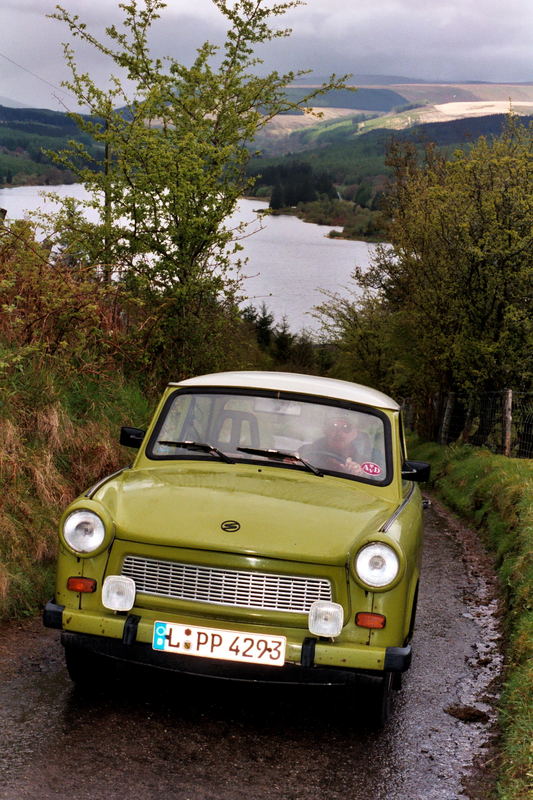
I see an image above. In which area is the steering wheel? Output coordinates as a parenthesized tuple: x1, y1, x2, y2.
(303, 448, 346, 468)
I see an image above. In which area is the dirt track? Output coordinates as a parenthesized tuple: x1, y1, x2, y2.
(0, 498, 502, 800)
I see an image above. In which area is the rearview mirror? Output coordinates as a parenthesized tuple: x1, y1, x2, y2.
(120, 426, 146, 448)
(401, 460, 431, 482)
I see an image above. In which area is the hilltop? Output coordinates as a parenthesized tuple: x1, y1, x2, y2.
(1, 79, 532, 190)
(259, 80, 533, 149)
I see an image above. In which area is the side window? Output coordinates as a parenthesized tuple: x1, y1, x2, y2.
(152, 395, 214, 454)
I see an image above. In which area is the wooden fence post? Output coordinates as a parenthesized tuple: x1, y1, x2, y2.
(440, 392, 455, 444)
(503, 388, 513, 457)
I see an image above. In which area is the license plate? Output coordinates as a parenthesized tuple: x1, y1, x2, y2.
(152, 621, 286, 666)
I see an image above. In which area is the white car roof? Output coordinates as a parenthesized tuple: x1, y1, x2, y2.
(172, 371, 399, 411)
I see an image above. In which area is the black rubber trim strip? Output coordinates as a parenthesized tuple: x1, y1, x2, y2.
(42, 600, 65, 629)
(384, 645, 412, 672)
(379, 483, 415, 532)
(122, 614, 141, 646)
(85, 467, 129, 499)
(300, 637, 317, 668)
(59, 632, 383, 685)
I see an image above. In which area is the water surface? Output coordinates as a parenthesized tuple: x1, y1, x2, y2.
(0, 185, 374, 332)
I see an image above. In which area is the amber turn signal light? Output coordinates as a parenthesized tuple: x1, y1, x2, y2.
(67, 577, 97, 593)
(355, 612, 386, 629)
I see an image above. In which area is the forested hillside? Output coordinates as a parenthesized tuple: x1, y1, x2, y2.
(250, 112, 533, 186)
(2, 80, 532, 192)
(0, 105, 99, 186)
(282, 86, 409, 111)
(246, 112, 533, 238)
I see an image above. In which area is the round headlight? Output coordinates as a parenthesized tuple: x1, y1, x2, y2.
(355, 542, 400, 588)
(63, 510, 106, 554)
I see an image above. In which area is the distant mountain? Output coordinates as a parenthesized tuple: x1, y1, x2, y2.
(351, 75, 430, 86)
(284, 86, 409, 112)
(295, 75, 533, 88)
(382, 113, 533, 148)
(292, 74, 429, 86)
(1, 88, 531, 189)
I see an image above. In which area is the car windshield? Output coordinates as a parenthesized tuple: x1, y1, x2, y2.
(148, 390, 390, 483)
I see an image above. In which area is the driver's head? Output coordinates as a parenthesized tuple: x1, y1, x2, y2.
(325, 415, 356, 445)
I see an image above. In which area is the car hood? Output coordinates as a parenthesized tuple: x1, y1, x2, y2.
(95, 464, 397, 566)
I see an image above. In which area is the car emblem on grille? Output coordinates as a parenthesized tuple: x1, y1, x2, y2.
(221, 520, 240, 532)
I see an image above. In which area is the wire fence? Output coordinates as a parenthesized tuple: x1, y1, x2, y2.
(403, 390, 533, 459)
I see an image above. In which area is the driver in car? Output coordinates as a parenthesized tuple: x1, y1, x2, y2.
(303, 414, 372, 476)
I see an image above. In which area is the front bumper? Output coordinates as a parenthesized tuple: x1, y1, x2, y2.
(44, 601, 412, 683)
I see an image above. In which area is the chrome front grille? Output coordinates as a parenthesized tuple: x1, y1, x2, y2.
(121, 555, 332, 614)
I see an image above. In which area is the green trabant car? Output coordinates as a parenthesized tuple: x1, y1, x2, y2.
(44, 371, 429, 723)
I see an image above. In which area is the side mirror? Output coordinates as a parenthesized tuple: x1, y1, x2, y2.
(401, 460, 431, 483)
(120, 426, 146, 448)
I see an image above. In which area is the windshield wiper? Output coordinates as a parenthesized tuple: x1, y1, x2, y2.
(236, 447, 323, 477)
(158, 440, 234, 464)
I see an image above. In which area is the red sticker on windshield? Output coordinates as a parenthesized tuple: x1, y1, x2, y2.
(361, 462, 382, 476)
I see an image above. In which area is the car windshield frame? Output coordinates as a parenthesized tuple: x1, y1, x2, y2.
(145, 387, 393, 486)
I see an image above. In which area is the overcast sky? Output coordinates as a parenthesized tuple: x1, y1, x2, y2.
(1, 0, 532, 110)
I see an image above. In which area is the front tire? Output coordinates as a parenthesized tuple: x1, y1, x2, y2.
(373, 671, 394, 726)
(63, 642, 114, 690)
(356, 671, 394, 727)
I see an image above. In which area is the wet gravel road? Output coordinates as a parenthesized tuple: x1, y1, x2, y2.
(0, 499, 503, 800)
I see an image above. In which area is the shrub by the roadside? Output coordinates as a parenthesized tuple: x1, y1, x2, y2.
(0, 353, 151, 620)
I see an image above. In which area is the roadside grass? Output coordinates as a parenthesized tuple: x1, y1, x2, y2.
(0, 357, 152, 620)
(408, 437, 533, 800)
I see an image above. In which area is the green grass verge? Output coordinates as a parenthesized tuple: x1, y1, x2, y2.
(408, 437, 533, 800)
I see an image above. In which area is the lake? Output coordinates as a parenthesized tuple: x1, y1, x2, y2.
(0, 184, 375, 334)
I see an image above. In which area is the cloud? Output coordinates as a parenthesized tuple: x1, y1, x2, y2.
(0, 0, 532, 109)
(258, 0, 533, 82)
